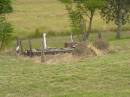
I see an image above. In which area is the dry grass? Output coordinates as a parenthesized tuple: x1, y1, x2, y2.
(7, 0, 130, 38)
(19, 53, 81, 65)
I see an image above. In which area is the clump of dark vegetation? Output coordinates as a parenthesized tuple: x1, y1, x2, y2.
(93, 33, 109, 51)
(73, 42, 93, 56)
(73, 33, 110, 57)
(93, 39, 109, 50)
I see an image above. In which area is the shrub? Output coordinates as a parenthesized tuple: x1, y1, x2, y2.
(0, 17, 13, 50)
(93, 38, 109, 50)
(73, 42, 92, 56)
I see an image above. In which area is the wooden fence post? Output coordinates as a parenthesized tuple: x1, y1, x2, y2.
(28, 39, 33, 57)
(19, 40, 23, 54)
(70, 33, 74, 43)
(41, 33, 46, 62)
(43, 33, 47, 49)
(98, 32, 102, 39)
(16, 38, 20, 55)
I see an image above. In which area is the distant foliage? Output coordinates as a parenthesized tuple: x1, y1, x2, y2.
(60, 0, 106, 41)
(0, 0, 13, 14)
(0, 16, 13, 49)
(0, 0, 13, 50)
(101, 0, 130, 39)
(59, 0, 82, 36)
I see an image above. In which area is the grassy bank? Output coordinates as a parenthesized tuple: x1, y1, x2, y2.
(1, 38, 130, 97)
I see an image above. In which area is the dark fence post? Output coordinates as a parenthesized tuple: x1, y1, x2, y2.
(28, 39, 33, 57)
(19, 39, 23, 54)
(98, 32, 102, 39)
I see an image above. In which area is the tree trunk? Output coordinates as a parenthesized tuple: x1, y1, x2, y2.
(86, 11, 94, 38)
(116, 21, 122, 39)
(0, 36, 5, 51)
(82, 11, 94, 41)
(116, 0, 122, 39)
(81, 18, 87, 41)
(0, 40, 4, 51)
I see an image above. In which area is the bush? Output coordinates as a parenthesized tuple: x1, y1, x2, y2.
(73, 42, 92, 56)
(93, 38, 109, 50)
(0, 17, 13, 50)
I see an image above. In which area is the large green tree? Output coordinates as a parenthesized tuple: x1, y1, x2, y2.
(59, 0, 82, 40)
(75, 0, 106, 40)
(60, 0, 106, 41)
(0, 0, 13, 50)
(0, 0, 13, 14)
(101, 0, 130, 39)
(0, 17, 13, 49)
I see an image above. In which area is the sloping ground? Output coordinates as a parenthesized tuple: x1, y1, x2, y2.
(7, 0, 70, 38)
(0, 39, 130, 97)
(7, 0, 130, 38)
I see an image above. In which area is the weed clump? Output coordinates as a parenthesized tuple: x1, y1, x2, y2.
(93, 33, 109, 51)
(73, 42, 93, 56)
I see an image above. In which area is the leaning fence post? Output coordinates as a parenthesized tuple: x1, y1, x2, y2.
(43, 33, 47, 49)
(41, 33, 46, 62)
(16, 38, 20, 55)
(28, 39, 33, 57)
(70, 33, 74, 43)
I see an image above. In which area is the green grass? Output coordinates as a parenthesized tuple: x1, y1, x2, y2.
(1, 38, 130, 97)
(7, 0, 130, 38)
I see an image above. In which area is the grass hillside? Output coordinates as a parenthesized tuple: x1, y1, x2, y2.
(1, 39, 130, 97)
(8, 0, 70, 38)
(8, 0, 130, 38)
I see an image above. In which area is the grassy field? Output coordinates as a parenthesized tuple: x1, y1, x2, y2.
(1, 38, 130, 97)
(2, 0, 130, 97)
(7, 0, 130, 38)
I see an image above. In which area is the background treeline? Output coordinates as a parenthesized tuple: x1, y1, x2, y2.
(0, 0, 13, 50)
(60, 0, 130, 40)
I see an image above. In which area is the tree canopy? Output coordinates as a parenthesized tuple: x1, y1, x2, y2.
(101, 0, 130, 38)
(0, 0, 13, 14)
(0, 0, 13, 50)
(60, 0, 106, 40)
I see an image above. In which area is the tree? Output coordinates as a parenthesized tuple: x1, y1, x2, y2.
(0, 0, 13, 14)
(60, 0, 106, 41)
(0, 17, 13, 49)
(59, 0, 82, 40)
(76, 0, 106, 40)
(0, 0, 13, 50)
(101, 0, 130, 39)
